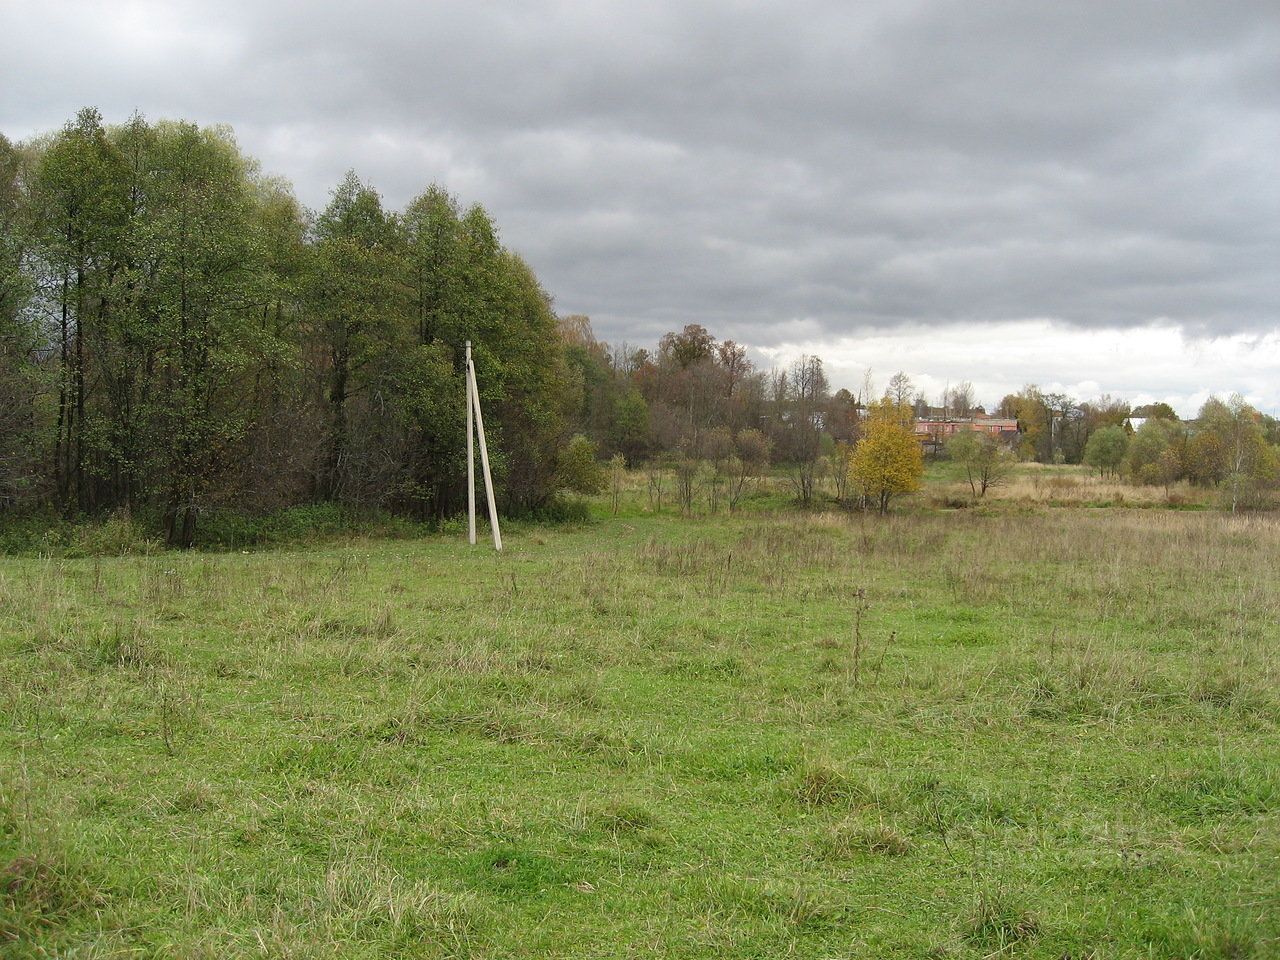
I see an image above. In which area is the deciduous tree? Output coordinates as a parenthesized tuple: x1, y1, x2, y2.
(726, 428, 770, 512)
(849, 398, 923, 513)
(947, 430, 1013, 497)
(557, 434, 605, 496)
(1083, 425, 1128, 478)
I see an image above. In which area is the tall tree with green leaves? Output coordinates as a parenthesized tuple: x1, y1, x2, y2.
(475, 251, 567, 512)
(239, 176, 312, 507)
(30, 108, 130, 510)
(139, 121, 279, 544)
(1197, 396, 1278, 511)
(402, 185, 463, 345)
(396, 186, 469, 517)
(310, 172, 408, 501)
(0, 133, 30, 326)
(0, 133, 44, 507)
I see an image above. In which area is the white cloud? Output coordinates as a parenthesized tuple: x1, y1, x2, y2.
(754, 321, 1280, 416)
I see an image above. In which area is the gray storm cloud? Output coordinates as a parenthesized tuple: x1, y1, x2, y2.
(3, 0, 1278, 352)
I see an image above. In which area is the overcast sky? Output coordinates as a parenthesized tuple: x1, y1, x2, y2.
(3, 0, 1278, 413)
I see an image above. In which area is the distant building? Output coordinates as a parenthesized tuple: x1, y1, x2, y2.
(914, 413, 1019, 454)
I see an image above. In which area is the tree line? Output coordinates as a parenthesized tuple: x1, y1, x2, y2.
(559, 321, 1280, 512)
(0, 110, 587, 544)
(1080, 398, 1280, 510)
(3, 110, 1276, 544)
(0, 109, 870, 542)
(984, 386, 1278, 510)
(556, 315, 865, 510)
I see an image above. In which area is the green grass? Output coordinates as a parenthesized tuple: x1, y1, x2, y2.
(2, 506, 1278, 957)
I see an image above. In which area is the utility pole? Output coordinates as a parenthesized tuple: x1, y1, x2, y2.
(465, 341, 502, 551)
(466, 341, 475, 546)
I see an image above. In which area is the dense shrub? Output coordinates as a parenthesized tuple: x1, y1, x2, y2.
(192, 504, 425, 550)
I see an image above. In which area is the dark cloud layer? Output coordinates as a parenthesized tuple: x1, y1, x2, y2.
(3, 1, 1278, 349)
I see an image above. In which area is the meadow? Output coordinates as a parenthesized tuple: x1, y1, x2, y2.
(1, 471, 1277, 958)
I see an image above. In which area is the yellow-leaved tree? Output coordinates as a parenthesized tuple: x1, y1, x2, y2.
(849, 398, 923, 513)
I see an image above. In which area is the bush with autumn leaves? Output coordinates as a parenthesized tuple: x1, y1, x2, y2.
(848, 399, 924, 513)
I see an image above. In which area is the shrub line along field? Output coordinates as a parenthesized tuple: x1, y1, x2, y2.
(2, 498, 1278, 957)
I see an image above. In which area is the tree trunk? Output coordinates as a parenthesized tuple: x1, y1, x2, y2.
(165, 498, 197, 549)
(325, 343, 349, 498)
(55, 270, 70, 507)
(73, 264, 86, 512)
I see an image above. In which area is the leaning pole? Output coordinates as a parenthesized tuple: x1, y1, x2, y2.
(465, 341, 502, 551)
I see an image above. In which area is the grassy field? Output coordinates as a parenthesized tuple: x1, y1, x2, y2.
(2, 489, 1278, 956)
(920, 462, 1217, 511)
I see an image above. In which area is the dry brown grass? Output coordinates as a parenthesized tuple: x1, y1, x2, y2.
(938, 463, 1214, 507)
